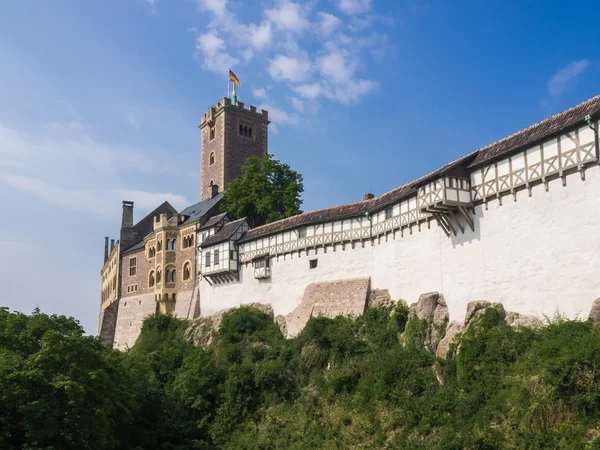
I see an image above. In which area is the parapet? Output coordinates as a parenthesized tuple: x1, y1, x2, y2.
(200, 97, 269, 128)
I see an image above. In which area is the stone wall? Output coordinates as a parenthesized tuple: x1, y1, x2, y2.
(200, 164, 600, 324)
(113, 293, 157, 349)
(285, 277, 371, 336)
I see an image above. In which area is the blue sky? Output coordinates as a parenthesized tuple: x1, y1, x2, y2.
(1, 0, 598, 334)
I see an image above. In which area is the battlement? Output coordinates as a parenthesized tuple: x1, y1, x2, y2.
(200, 97, 269, 128)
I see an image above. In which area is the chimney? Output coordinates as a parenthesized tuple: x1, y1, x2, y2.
(104, 237, 109, 264)
(363, 193, 375, 200)
(211, 184, 219, 198)
(110, 239, 115, 252)
(121, 201, 134, 228)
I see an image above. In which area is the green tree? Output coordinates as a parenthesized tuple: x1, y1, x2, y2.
(0, 307, 136, 450)
(223, 153, 304, 227)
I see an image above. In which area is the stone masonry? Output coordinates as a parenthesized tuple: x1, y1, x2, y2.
(285, 277, 371, 337)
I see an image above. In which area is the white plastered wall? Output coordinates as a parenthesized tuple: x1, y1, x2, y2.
(201, 163, 600, 322)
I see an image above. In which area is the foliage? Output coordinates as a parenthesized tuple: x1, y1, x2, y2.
(222, 153, 304, 227)
(5, 304, 600, 449)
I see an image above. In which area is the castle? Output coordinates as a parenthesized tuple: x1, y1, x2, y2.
(100, 92, 600, 349)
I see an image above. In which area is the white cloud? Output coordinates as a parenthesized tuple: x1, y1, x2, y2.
(196, 0, 228, 16)
(253, 87, 267, 99)
(333, 78, 377, 103)
(290, 96, 304, 112)
(317, 46, 356, 84)
(249, 21, 272, 50)
(291, 82, 324, 99)
(338, 0, 372, 15)
(265, 1, 308, 33)
(0, 173, 190, 219)
(317, 12, 342, 36)
(268, 54, 312, 82)
(547, 59, 590, 99)
(195, 30, 240, 73)
(259, 103, 300, 127)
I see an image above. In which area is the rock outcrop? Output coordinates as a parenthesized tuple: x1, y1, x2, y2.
(436, 321, 464, 359)
(464, 300, 506, 328)
(367, 289, 393, 308)
(185, 303, 274, 348)
(588, 298, 600, 326)
(505, 311, 543, 328)
(408, 292, 449, 351)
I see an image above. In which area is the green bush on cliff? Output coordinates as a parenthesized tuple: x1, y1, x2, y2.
(3, 304, 600, 449)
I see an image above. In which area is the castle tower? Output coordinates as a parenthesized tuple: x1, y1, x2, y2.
(199, 97, 269, 201)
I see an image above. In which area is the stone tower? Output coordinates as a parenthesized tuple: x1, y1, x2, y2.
(199, 97, 269, 201)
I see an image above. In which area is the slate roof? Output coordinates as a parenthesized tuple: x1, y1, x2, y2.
(200, 218, 247, 248)
(122, 240, 145, 255)
(239, 94, 600, 243)
(179, 192, 224, 225)
(199, 212, 228, 230)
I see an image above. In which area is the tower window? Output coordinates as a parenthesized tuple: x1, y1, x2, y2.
(129, 257, 137, 276)
(183, 262, 191, 280)
(210, 126, 215, 140)
(209, 152, 215, 165)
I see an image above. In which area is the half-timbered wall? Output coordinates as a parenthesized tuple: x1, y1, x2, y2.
(201, 122, 600, 323)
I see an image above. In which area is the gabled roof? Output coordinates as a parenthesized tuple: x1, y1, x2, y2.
(199, 212, 228, 231)
(179, 192, 224, 225)
(470, 94, 600, 167)
(238, 94, 600, 243)
(200, 218, 247, 248)
(121, 201, 177, 253)
(122, 240, 145, 255)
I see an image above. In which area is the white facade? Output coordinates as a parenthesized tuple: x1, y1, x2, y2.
(199, 120, 600, 322)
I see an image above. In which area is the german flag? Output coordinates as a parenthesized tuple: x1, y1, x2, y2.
(229, 69, 242, 86)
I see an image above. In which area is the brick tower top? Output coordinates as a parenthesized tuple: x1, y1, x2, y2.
(199, 97, 270, 201)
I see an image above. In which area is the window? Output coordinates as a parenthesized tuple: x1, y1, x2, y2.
(157, 269, 162, 284)
(214, 249, 220, 265)
(171, 239, 176, 251)
(171, 269, 176, 282)
(239, 124, 243, 135)
(255, 258, 269, 268)
(166, 239, 171, 250)
(209, 126, 215, 140)
(230, 250, 235, 260)
(298, 227, 306, 238)
(309, 259, 318, 269)
(149, 271, 155, 287)
(183, 262, 191, 280)
(243, 126, 248, 136)
(205, 251, 211, 267)
(129, 257, 137, 276)
(202, 232, 207, 242)
(448, 178, 454, 188)
(385, 207, 393, 220)
(209, 152, 215, 165)
(157, 240, 162, 251)
(248, 127, 253, 138)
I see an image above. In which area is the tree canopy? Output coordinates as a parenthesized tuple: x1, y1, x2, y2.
(222, 153, 304, 227)
(4, 304, 600, 448)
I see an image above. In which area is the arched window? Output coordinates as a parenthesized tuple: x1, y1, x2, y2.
(171, 269, 176, 281)
(166, 239, 170, 250)
(172, 293, 176, 302)
(171, 239, 176, 251)
(239, 124, 243, 135)
(157, 241, 162, 251)
(156, 269, 162, 284)
(183, 262, 191, 281)
(149, 271, 155, 287)
(189, 235, 194, 247)
(248, 127, 253, 138)
(209, 152, 215, 165)
(243, 126, 248, 136)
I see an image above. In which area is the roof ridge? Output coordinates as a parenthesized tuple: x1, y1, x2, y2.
(475, 94, 600, 157)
